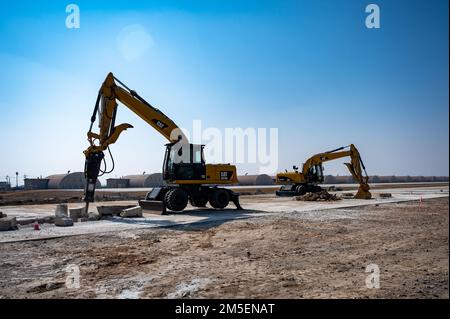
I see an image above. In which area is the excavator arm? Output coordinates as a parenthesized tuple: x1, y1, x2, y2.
(83, 72, 187, 204)
(84, 72, 186, 157)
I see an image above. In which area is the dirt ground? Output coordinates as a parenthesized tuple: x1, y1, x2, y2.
(0, 197, 448, 299)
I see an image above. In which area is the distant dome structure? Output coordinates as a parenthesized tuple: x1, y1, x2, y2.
(237, 174, 274, 186)
(46, 172, 101, 189)
(123, 173, 165, 188)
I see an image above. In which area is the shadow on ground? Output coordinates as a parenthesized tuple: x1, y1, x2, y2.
(105, 208, 268, 231)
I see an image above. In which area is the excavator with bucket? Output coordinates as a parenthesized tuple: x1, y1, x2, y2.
(83, 73, 241, 213)
(276, 144, 371, 199)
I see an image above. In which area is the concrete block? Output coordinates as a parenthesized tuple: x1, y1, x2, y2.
(81, 209, 89, 219)
(120, 206, 143, 218)
(88, 212, 101, 221)
(0, 217, 18, 231)
(97, 205, 135, 216)
(18, 216, 55, 226)
(54, 216, 74, 227)
(17, 218, 36, 226)
(43, 216, 55, 224)
(69, 207, 87, 222)
(55, 204, 68, 217)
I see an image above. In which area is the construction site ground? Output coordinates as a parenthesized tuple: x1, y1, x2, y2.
(0, 184, 448, 298)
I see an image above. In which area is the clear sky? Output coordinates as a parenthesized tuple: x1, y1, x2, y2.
(0, 0, 448, 183)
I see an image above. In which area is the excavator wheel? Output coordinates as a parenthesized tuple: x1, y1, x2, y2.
(209, 188, 230, 209)
(189, 196, 208, 207)
(276, 185, 297, 196)
(295, 185, 307, 195)
(165, 188, 188, 212)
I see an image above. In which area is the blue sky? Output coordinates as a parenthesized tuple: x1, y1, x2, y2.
(0, 0, 448, 182)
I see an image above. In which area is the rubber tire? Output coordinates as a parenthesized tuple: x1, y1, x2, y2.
(295, 185, 307, 195)
(209, 189, 230, 209)
(189, 197, 208, 207)
(165, 188, 188, 212)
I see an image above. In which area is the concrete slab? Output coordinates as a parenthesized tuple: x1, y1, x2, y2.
(55, 204, 68, 217)
(88, 212, 101, 221)
(0, 217, 17, 231)
(54, 216, 74, 227)
(69, 207, 87, 222)
(97, 205, 136, 216)
(120, 206, 143, 218)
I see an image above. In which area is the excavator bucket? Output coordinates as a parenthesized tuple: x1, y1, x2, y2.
(355, 184, 372, 199)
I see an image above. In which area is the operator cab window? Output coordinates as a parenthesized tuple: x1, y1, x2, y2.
(194, 150, 202, 163)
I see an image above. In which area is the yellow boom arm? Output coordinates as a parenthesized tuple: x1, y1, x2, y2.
(84, 72, 187, 157)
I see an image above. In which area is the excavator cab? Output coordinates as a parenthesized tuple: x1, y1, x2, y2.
(163, 142, 206, 182)
(306, 164, 324, 184)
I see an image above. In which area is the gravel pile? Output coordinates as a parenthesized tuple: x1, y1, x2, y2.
(294, 190, 341, 201)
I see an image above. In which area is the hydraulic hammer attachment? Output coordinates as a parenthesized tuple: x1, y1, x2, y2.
(84, 152, 104, 203)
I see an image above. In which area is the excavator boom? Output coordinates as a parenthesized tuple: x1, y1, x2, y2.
(85, 72, 186, 158)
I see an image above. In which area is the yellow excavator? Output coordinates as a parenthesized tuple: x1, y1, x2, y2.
(276, 144, 371, 199)
(83, 73, 241, 212)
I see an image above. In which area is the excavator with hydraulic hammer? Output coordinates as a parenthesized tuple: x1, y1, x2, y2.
(276, 144, 371, 199)
(83, 73, 241, 213)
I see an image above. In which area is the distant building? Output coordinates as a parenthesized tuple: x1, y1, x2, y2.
(324, 175, 337, 184)
(24, 178, 49, 190)
(0, 181, 11, 192)
(333, 176, 354, 184)
(237, 174, 275, 186)
(106, 178, 130, 188)
(47, 172, 101, 189)
(123, 173, 165, 188)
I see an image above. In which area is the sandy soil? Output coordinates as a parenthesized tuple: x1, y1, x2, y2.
(0, 197, 448, 299)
